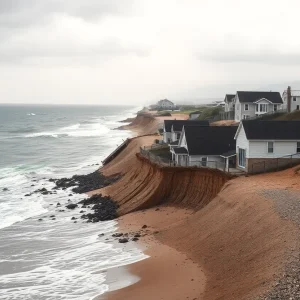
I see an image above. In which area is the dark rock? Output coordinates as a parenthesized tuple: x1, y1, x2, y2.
(3, 187, 9, 191)
(56, 203, 61, 206)
(66, 203, 78, 209)
(119, 238, 129, 243)
(58, 210, 65, 212)
(71, 217, 77, 220)
(38, 218, 43, 221)
(134, 233, 141, 238)
(74, 221, 77, 223)
(31, 184, 35, 187)
(50, 215, 55, 218)
(25, 194, 31, 197)
(112, 233, 123, 238)
(155, 208, 160, 211)
(69, 194, 73, 197)
(54, 171, 121, 194)
(79, 210, 85, 213)
(51, 218, 56, 220)
(154, 231, 160, 234)
(98, 233, 105, 237)
(142, 225, 147, 229)
(132, 237, 139, 242)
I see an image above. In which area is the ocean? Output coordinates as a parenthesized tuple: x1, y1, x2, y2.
(0, 104, 146, 299)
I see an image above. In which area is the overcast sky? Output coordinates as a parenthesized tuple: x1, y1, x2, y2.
(1, 0, 300, 105)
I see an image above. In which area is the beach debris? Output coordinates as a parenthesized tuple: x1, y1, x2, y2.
(112, 233, 123, 237)
(118, 238, 129, 243)
(66, 203, 78, 209)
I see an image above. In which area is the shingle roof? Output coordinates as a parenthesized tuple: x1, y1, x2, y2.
(164, 120, 209, 132)
(225, 94, 235, 103)
(242, 120, 300, 140)
(184, 125, 237, 156)
(237, 91, 283, 104)
(173, 147, 188, 154)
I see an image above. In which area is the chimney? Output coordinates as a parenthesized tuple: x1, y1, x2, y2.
(287, 86, 292, 113)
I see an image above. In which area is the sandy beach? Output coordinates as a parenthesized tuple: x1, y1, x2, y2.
(96, 113, 300, 300)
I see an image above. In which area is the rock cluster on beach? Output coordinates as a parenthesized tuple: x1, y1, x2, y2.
(53, 171, 121, 194)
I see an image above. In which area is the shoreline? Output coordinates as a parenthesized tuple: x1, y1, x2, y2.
(102, 206, 207, 300)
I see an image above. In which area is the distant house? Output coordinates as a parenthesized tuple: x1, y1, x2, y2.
(171, 125, 237, 169)
(157, 99, 176, 110)
(234, 91, 283, 122)
(163, 120, 209, 143)
(235, 120, 300, 173)
(189, 111, 202, 120)
(224, 94, 236, 112)
(282, 86, 300, 112)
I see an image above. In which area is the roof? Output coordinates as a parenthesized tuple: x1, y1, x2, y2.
(169, 140, 179, 146)
(164, 120, 209, 132)
(237, 91, 283, 104)
(184, 125, 237, 156)
(220, 150, 237, 158)
(224, 94, 235, 103)
(241, 120, 300, 140)
(157, 99, 174, 105)
(173, 147, 188, 154)
(189, 111, 202, 116)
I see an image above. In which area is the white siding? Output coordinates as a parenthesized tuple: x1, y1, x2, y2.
(178, 131, 188, 148)
(163, 132, 171, 143)
(236, 125, 249, 154)
(189, 155, 223, 168)
(234, 95, 242, 122)
(248, 141, 299, 158)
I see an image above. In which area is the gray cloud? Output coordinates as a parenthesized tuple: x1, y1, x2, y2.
(0, 0, 135, 28)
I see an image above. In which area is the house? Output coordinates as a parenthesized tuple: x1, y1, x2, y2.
(171, 125, 237, 169)
(224, 94, 235, 112)
(234, 91, 283, 122)
(163, 120, 209, 143)
(189, 111, 202, 120)
(282, 86, 300, 112)
(156, 99, 176, 110)
(235, 120, 300, 173)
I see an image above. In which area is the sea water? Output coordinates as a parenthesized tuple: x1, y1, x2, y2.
(0, 104, 146, 299)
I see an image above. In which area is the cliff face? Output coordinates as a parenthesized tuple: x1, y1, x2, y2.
(102, 137, 231, 215)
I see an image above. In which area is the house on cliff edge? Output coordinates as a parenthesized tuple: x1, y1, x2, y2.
(163, 120, 209, 143)
(235, 120, 300, 173)
(171, 125, 237, 170)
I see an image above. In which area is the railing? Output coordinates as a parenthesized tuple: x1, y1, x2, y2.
(250, 153, 300, 174)
(102, 138, 130, 165)
(139, 147, 237, 173)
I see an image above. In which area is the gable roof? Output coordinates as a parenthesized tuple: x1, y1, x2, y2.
(183, 125, 237, 156)
(241, 120, 300, 140)
(164, 120, 209, 132)
(157, 99, 174, 105)
(236, 91, 283, 104)
(224, 94, 235, 103)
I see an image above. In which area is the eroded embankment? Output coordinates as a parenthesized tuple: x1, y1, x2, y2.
(100, 135, 231, 215)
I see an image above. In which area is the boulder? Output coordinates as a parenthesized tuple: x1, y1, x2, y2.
(66, 203, 78, 209)
(119, 238, 129, 244)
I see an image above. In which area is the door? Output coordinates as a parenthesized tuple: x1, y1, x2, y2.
(238, 148, 246, 168)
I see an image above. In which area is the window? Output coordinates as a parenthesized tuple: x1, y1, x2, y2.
(256, 104, 267, 113)
(244, 104, 249, 111)
(201, 157, 207, 167)
(274, 104, 278, 111)
(297, 142, 300, 153)
(268, 142, 274, 153)
(297, 105, 300, 111)
(293, 97, 297, 101)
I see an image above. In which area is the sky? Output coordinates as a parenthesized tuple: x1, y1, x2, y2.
(1, 0, 300, 105)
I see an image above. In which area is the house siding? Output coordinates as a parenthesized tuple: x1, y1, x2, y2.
(189, 155, 223, 168)
(248, 140, 299, 158)
(163, 132, 171, 143)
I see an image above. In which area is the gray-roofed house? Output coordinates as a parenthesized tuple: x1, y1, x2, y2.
(233, 91, 283, 122)
(163, 120, 209, 143)
(171, 125, 237, 170)
(224, 94, 236, 112)
(235, 120, 300, 173)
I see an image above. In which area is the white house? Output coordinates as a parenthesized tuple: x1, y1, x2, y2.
(157, 99, 176, 110)
(282, 86, 300, 112)
(171, 125, 237, 170)
(235, 120, 300, 173)
(234, 91, 283, 122)
(163, 120, 209, 143)
(224, 94, 236, 112)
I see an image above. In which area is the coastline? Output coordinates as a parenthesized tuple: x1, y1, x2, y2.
(95, 111, 300, 300)
(102, 206, 206, 300)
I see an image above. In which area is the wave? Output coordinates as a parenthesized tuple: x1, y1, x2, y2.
(26, 113, 36, 116)
(25, 123, 110, 138)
